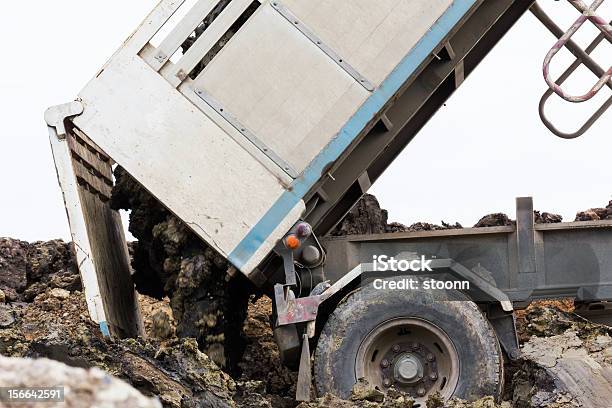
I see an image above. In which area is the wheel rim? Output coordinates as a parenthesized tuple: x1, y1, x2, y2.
(355, 317, 460, 403)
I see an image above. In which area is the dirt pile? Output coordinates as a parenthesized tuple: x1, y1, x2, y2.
(1, 247, 610, 407)
(331, 194, 463, 236)
(238, 296, 296, 405)
(0, 238, 79, 303)
(297, 379, 416, 408)
(331, 194, 390, 235)
(575, 200, 612, 221)
(515, 300, 576, 343)
(0, 286, 239, 407)
(298, 381, 507, 408)
(331, 195, 568, 236)
(111, 167, 254, 371)
(511, 301, 612, 408)
(2, 194, 612, 407)
(474, 211, 562, 228)
(0, 237, 294, 407)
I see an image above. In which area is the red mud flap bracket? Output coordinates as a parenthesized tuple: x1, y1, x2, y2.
(274, 284, 322, 401)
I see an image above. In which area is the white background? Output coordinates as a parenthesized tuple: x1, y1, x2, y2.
(0, 0, 610, 241)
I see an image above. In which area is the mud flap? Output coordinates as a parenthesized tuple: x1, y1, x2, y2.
(296, 333, 312, 402)
(46, 103, 144, 338)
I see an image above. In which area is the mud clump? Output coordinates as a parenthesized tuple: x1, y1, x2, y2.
(331, 195, 566, 236)
(470, 210, 563, 228)
(533, 211, 562, 224)
(575, 200, 612, 221)
(239, 296, 296, 404)
(298, 379, 415, 408)
(331, 194, 390, 235)
(0, 238, 79, 303)
(515, 300, 576, 343)
(332, 194, 463, 236)
(474, 213, 516, 228)
(111, 167, 253, 371)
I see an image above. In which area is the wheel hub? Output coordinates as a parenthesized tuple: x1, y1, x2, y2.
(356, 317, 460, 402)
(394, 353, 423, 383)
(379, 342, 439, 395)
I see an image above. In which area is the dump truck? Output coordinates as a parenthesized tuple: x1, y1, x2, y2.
(45, 0, 611, 403)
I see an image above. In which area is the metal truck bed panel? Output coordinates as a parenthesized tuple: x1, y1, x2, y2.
(194, 4, 371, 174)
(73, 47, 305, 267)
(320, 199, 612, 303)
(61, 0, 479, 277)
(281, 0, 453, 86)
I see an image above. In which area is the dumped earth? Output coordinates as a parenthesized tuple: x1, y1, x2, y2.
(331, 194, 571, 236)
(111, 167, 254, 373)
(1, 194, 612, 407)
(0, 238, 290, 408)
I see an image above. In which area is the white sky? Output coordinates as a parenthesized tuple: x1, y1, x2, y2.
(0, 0, 610, 242)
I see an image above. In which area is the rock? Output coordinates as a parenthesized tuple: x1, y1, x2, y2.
(575, 209, 606, 221)
(405, 222, 462, 232)
(0, 289, 5, 304)
(575, 208, 608, 221)
(351, 378, 385, 403)
(49, 288, 70, 300)
(297, 385, 415, 408)
(233, 381, 277, 408)
(0, 238, 28, 301)
(386, 222, 410, 233)
(474, 213, 515, 228)
(534, 211, 563, 224)
(0, 355, 162, 408)
(512, 302, 612, 408)
(443, 396, 507, 408)
(0, 304, 15, 328)
(150, 309, 175, 340)
(426, 393, 445, 407)
(474, 210, 562, 227)
(575, 200, 612, 221)
(514, 330, 612, 408)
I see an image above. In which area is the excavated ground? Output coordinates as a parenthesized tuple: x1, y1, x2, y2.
(1, 194, 612, 407)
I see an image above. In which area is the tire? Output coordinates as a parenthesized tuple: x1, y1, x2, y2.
(314, 280, 503, 403)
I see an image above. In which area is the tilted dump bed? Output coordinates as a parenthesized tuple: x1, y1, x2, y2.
(46, 0, 518, 336)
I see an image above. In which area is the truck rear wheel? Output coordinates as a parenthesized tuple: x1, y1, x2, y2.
(314, 281, 503, 404)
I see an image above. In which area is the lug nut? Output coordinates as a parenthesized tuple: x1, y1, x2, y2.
(383, 378, 392, 387)
(417, 387, 426, 396)
(426, 353, 435, 362)
(411, 342, 419, 350)
(392, 344, 401, 353)
(381, 359, 390, 368)
(429, 372, 438, 381)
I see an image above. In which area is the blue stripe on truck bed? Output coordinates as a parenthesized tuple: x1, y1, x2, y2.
(228, 0, 478, 271)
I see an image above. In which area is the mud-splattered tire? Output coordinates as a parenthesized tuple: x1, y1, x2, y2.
(314, 282, 503, 403)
